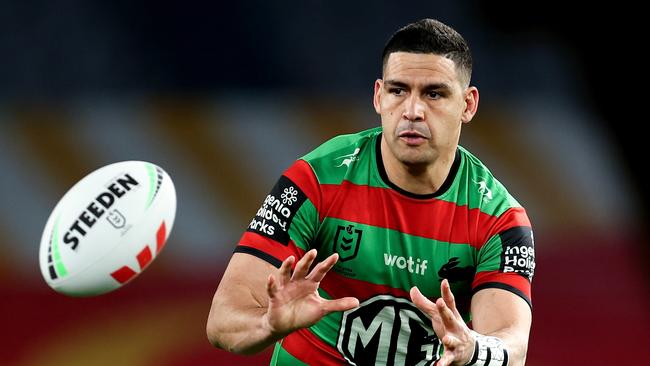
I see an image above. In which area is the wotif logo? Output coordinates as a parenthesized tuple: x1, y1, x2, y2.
(384, 253, 428, 275)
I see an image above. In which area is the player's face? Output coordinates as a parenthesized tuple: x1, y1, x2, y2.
(374, 52, 478, 166)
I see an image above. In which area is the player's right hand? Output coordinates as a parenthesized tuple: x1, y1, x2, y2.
(411, 280, 475, 366)
(263, 249, 359, 337)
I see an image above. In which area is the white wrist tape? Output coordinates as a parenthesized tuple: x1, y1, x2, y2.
(465, 330, 509, 366)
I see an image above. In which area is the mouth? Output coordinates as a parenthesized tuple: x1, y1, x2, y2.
(398, 130, 428, 146)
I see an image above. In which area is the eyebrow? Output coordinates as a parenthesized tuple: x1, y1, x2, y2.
(384, 79, 452, 92)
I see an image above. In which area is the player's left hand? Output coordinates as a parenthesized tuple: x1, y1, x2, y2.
(410, 279, 475, 366)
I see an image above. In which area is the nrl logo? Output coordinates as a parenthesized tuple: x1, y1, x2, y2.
(333, 224, 362, 262)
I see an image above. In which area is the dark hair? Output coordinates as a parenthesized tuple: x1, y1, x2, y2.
(382, 19, 472, 86)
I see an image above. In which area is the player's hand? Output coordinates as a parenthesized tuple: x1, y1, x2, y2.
(263, 249, 359, 337)
(410, 279, 475, 366)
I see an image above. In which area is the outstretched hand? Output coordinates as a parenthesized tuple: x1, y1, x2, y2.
(410, 279, 475, 366)
(264, 249, 359, 337)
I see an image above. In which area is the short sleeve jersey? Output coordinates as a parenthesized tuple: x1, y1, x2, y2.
(236, 127, 535, 365)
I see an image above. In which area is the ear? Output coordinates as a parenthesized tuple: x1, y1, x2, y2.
(373, 79, 383, 114)
(461, 86, 479, 124)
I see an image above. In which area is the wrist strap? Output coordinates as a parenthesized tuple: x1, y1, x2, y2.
(465, 330, 509, 366)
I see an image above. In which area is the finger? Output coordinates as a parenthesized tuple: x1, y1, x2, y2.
(278, 256, 295, 287)
(410, 286, 436, 316)
(441, 279, 462, 319)
(437, 354, 454, 366)
(292, 249, 317, 280)
(305, 252, 339, 282)
(267, 273, 277, 298)
(429, 311, 445, 337)
(442, 334, 462, 349)
(322, 297, 360, 313)
(436, 298, 461, 333)
(411, 287, 446, 337)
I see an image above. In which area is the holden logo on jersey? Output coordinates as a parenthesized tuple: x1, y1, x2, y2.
(473, 179, 493, 202)
(337, 295, 440, 365)
(333, 224, 362, 262)
(335, 148, 361, 168)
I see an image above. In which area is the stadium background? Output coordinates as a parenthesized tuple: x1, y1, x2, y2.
(1, 1, 648, 365)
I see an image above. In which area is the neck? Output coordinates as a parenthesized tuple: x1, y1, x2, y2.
(380, 137, 456, 196)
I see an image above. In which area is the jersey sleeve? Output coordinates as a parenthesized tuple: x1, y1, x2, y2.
(472, 207, 536, 308)
(235, 159, 321, 268)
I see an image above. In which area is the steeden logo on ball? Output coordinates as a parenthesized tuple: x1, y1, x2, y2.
(39, 161, 177, 297)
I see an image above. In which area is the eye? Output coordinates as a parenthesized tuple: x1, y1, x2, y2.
(388, 88, 405, 96)
(427, 91, 441, 99)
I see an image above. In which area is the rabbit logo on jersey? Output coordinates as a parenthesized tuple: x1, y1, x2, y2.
(337, 295, 440, 365)
(247, 175, 307, 245)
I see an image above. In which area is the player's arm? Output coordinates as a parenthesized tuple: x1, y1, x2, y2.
(470, 287, 531, 366)
(412, 213, 535, 365)
(207, 160, 358, 354)
(411, 281, 530, 366)
(206, 250, 359, 355)
(206, 252, 276, 355)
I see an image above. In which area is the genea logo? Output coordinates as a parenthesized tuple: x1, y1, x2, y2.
(247, 176, 307, 245)
(337, 295, 440, 365)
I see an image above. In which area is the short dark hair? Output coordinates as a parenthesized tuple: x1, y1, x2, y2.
(382, 19, 473, 86)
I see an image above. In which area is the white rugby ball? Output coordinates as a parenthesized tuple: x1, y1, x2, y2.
(39, 161, 176, 296)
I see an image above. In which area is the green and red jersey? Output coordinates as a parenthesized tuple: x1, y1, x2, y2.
(236, 127, 535, 365)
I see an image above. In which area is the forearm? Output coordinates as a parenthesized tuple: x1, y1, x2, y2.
(487, 328, 528, 366)
(206, 303, 283, 355)
(468, 327, 528, 366)
(469, 288, 532, 366)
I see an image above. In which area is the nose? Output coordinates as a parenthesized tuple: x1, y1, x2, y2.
(402, 95, 425, 122)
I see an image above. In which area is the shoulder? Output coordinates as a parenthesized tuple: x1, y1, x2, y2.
(457, 146, 524, 218)
(299, 127, 381, 184)
(457, 147, 532, 253)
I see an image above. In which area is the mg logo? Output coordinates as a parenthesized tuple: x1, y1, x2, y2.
(337, 295, 440, 365)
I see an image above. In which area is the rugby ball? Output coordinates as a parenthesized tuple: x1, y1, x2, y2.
(39, 161, 176, 296)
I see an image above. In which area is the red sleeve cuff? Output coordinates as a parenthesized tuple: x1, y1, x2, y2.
(237, 231, 306, 268)
(472, 270, 532, 308)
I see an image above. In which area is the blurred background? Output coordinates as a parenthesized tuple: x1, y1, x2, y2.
(1, 1, 648, 365)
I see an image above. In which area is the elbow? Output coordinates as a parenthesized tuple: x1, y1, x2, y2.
(502, 332, 529, 366)
(206, 312, 232, 351)
(206, 316, 224, 349)
(511, 342, 529, 366)
(205, 315, 256, 355)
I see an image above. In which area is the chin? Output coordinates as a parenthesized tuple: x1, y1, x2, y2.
(397, 153, 433, 167)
